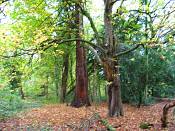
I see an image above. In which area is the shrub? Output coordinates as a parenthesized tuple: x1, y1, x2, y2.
(0, 87, 23, 120)
(139, 122, 153, 129)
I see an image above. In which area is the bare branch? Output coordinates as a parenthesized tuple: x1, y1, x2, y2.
(0, 38, 104, 65)
(0, 0, 9, 4)
(0, 51, 35, 59)
(162, 0, 172, 10)
(44, 38, 103, 64)
(78, 5, 103, 46)
(110, 0, 119, 6)
(40, 38, 105, 52)
(84, 44, 102, 65)
(114, 44, 144, 58)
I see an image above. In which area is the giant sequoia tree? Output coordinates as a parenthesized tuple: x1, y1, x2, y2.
(71, 1, 90, 107)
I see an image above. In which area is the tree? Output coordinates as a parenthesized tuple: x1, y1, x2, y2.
(71, 1, 90, 107)
(102, 0, 124, 117)
(60, 52, 69, 103)
(9, 65, 24, 99)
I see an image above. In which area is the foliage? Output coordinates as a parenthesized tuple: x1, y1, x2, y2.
(0, 87, 42, 121)
(120, 46, 175, 105)
(100, 119, 116, 131)
(0, 87, 23, 120)
(139, 122, 152, 129)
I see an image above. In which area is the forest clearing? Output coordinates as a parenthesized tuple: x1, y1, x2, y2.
(0, 0, 175, 130)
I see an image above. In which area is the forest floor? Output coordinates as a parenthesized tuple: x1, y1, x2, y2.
(0, 102, 174, 131)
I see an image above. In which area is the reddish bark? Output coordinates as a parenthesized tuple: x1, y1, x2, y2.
(71, 42, 90, 107)
(71, 3, 90, 107)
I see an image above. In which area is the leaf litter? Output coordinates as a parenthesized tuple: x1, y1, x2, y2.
(0, 102, 174, 130)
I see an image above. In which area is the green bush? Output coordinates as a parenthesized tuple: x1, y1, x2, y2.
(139, 122, 153, 129)
(0, 87, 23, 120)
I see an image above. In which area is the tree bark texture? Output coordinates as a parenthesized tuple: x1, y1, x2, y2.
(161, 101, 175, 128)
(105, 60, 123, 117)
(104, 0, 116, 54)
(103, 0, 123, 117)
(71, 3, 90, 107)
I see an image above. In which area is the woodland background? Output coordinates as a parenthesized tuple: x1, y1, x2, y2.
(0, 0, 175, 130)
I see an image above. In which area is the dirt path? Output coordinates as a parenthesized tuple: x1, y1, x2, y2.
(0, 102, 174, 130)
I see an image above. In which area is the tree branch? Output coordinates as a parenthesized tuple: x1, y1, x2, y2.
(110, 0, 120, 6)
(41, 38, 103, 65)
(78, 5, 103, 46)
(114, 44, 144, 58)
(40, 38, 105, 53)
(0, 38, 104, 65)
(0, 51, 35, 59)
(0, 0, 9, 4)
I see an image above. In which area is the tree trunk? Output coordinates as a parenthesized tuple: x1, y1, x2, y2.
(60, 52, 69, 103)
(71, 3, 90, 107)
(92, 62, 98, 102)
(138, 75, 146, 108)
(54, 56, 60, 99)
(105, 61, 123, 117)
(98, 84, 102, 101)
(161, 101, 175, 128)
(93, 62, 101, 103)
(19, 86, 25, 99)
(45, 75, 49, 98)
(90, 80, 94, 102)
(71, 41, 90, 107)
(103, 0, 123, 117)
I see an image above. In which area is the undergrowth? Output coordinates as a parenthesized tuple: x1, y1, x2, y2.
(0, 87, 42, 121)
